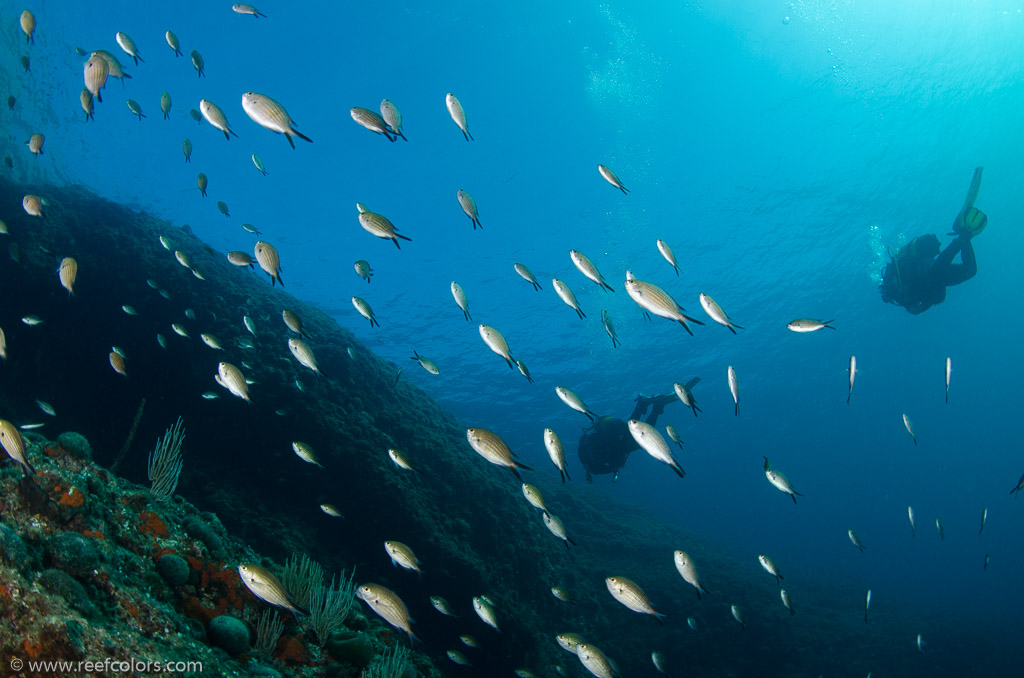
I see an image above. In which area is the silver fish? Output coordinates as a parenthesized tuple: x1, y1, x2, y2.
(288, 338, 323, 377)
(597, 164, 629, 194)
(514, 263, 542, 291)
(446, 93, 473, 141)
(191, 50, 205, 77)
(227, 251, 255, 268)
(652, 651, 668, 675)
(479, 324, 515, 369)
(232, 3, 267, 17)
(242, 92, 312, 148)
(908, 505, 916, 537)
(388, 448, 420, 473)
(351, 297, 379, 327)
(848, 355, 856, 404)
(544, 428, 570, 483)
(126, 99, 145, 120)
(200, 99, 237, 140)
(577, 644, 617, 678)
(357, 584, 418, 641)
(764, 457, 803, 504)
(291, 441, 322, 468)
(160, 92, 171, 120)
(521, 483, 546, 511)
(115, 31, 143, 66)
(865, 589, 872, 623)
(27, 133, 44, 155)
(848, 529, 866, 553)
(605, 576, 664, 620)
(979, 507, 988, 535)
(472, 596, 499, 631)
(758, 555, 783, 584)
(556, 633, 586, 655)
(786, 318, 836, 332)
(36, 400, 56, 417)
(122, 305, 139, 316)
(456, 189, 482, 229)
(550, 587, 574, 604)
(699, 293, 743, 333)
(350, 107, 395, 141)
(624, 271, 704, 335)
(166, 30, 182, 57)
(673, 377, 702, 417)
(81, 89, 94, 121)
(656, 239, 679, 275)
(216, 362, 251, 402)
(410, 351, 439, 375)
(628, 420, 685, 477)
(430, 596, 457, 617)
(780, 589, 795, 616)
(238, 564, 299, 613)
(570, 250, 615, 292)
(600, 310, 620, 348)
(354, 259, 373, 282)
(935, 517, 945, 540)
(320, 503, 342, 517)
(380, 99, 406, 140)
(466, 428, 532, 479)
(728, 365, 739, 415)
(552, 278, 585, 319)
(358, 210, 412, 249)
(730, 604, 746, 631)
(282, 309, 307, 337)
(447, 650, 471, 666)
(254, 241, 283, 287)
(58, 258, 77, 296)
(19, 10, 34, 43)
(542, 511, 576, 548)
(201, 392, 219, 400)
(902, 413, 917, 446)
(0, 419, 32, 473)
(555, 386, 596, 420)
(515, 359, 534, 384)
(450, 281, 471, 320)
(945, 357, 952, 404)
(385, 541, 421, 573)
(252, 153, 267, 175)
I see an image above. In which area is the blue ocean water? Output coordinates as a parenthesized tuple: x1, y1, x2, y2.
(3, 0, 1023, 673)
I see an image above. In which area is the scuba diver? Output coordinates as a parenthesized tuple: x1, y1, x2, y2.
(879, 167, 987, 314)
(578, 393, 678, 483)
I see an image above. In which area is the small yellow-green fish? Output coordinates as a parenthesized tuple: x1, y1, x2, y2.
(380, 99, 406, 140)
(605, 576, 664, 620)
(521, 483, 546, 511)
(514, 263, 542, 291)
(430, 596, 457, 617)
(183, 138, 192, 162)
(109, 351, 127, 376)
(758, 555, 783, 584)
(656, 239, 679, 275)
(459, 634, 478, 648)
(244, 315, 257, 336)
(0, 420, 32, 473)
(121, 303, 138, 315)
(79, 89, 94, 121)
(665, 425, 683, 448)
(352, 296, 379, 327)
(385, 541, 421, 573)
(652, 651, 669, 675)
(238, 564, 300, 613)
(320, 503, 342, 517)
(0, 221, 7, 235)
(472, 596, 499, 631)
(354, 259, 373, 282)
(544, 428, 570, 483)
(780, 589, 795, 616)
(447, 650, 471, 666)
(542, 511, 576, 548)
(115, 31, 144, 66)
(232, 3, 267, 17)
(847, 355, 856, 404)
(242, 92, 312, 148)
(936, 517, 945, 540)
(291, 441, 323, 468)
(980, 507, 988, 535)
(848, 529, 866, 552)
(357, 584, 418, 641)
(865, 588, 872, 622)
(200, 99, 236, 139)
(166, 30, 182, 57)
(252, 153, 267, 175)
(156, 334, 167, 349)
(255, 241, 283, 286)
(787, 318, 836, 332)
(58, 257, 78, 296)
(27, 133, 44, 155)
(21, 315, 43, 326)
(764, 456, 802, 503)
(190, 108, 201, 123)
(515, 359, 534, 384)
(191, 50, 205, 77)
(282, 310, 306, 337)
(577, 644, 617, 678)
(350, 106, 396, 141)
(358, 210, 411, 249)
(479, 324, 515, 369)
(908, 505, 916, 537)
(288, 338, 323, 377)
(197, 172, 208, 197)
(446, 93, 473, 141)
(410, 351, 439, 375)
(550, 586, 574, 604)
(673, 550, 709, 599)
(597, 164, 629, 194)
(242, 223, 261, 234)
(20, 10, 35, 44)
(466, 428, 532, 479)
(556, 632, 585, 655)
(0, 326, 6, 360)
(731, 604, 746, 630)
(200, 333, 223, 350)
(20, 56, 29, 73)
(216, 362, 251, 402)
(160, 92, 171, 119)
(217, 200, 230, 217)
(387, 448, 420, 473)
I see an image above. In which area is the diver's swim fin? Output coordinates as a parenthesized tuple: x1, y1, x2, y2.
(951, 167, 983, 234)
(949, 207, 987, 238)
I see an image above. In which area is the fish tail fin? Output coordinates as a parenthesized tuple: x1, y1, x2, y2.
(370, 318, 380, 328)
(672, 463, 686, 478)
(505, 358, 514, 370)
(824, 320, 837, 329)
(533, 281, 542, 291)
(585, 410, 596, 421)
(673, 265, 679, 276)
(293, 129, 313, 144)
(789, 607, 796, 617)
(464, 310, 470, 321)
(619, 185, 629, 195)
(474, 217, 482, 229)
(398, 130, 407, 141)
(466, 130, 474, 141)
(96, 90, 102, 103)
(163, 112, 169, 120)
(396, 233, 412, 242)
(791, 493, 797, 504)
(567, 536, 577, 546)
(175, 48, 182, 57)
(678, 319, 694, 336)
(695, 589, 702, 601)
(576, 308, 586, 319)
(602, 281, 616, 293)
(734, 402, 739, 416)
(847, 391, 852, 404)
(728, 325, 737, 335)
(653, 612, 666, 625)
(732, 323, 744, 331)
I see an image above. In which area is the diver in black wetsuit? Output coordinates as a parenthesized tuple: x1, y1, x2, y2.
(577, 393, 678, 483)
(879, 167, 986, 314)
